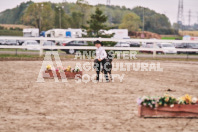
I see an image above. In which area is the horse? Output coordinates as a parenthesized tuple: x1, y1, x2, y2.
(94, 51, 113, 81)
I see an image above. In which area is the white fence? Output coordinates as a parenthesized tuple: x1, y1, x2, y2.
(0, 36, 198, 58)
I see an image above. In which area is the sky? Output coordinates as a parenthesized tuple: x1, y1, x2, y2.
(0, 0, 197, 25)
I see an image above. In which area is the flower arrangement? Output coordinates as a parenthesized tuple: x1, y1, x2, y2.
(178, 94, 198, 104)
(56, 66, 64, 73)
(46, 65, 80, 73)
(65, 66, 71, 72)
(72, 66, 80, 73)
(137, 94, 198, 109)
(64, 66, 80, 73)
(46, 65, 52, 71)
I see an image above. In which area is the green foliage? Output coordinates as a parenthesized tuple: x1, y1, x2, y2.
(119, 12, 141, 31)
(0, 1, 177, 35)
(0, 54, 40, 58)
(0, 1, 33, 24)
(0, 29, 23, 36)
(0, 26, 22, 36)
(22, 2, 54, 31)
(87, 8, 108, 36)
(0, 26, 4, 30)
(161, 36, 182, 40)
(69, 12, 83, 28)
(9, 27, 22, 31)
(139, 95, 177, 109)
(132, 7, 175, 34)
(54, 6, 70, 29)
(76, 0, 90, 26)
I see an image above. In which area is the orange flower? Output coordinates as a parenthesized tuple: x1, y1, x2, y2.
(184, 94, 192, 104)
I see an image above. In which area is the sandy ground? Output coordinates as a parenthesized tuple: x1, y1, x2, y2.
(0, 59, 198, 132)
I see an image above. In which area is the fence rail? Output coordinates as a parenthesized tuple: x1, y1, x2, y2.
(0, 36, 198, 58)
(1, 36, 198, 43)
(1, 45, 198, 52)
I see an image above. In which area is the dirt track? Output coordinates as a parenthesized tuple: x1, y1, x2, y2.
(0, 60, 198, 132)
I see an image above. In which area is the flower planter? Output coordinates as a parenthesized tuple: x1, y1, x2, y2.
(138, 104, 198, 118)
(43, 70, 82, 79)
(64, 71, 82, 79)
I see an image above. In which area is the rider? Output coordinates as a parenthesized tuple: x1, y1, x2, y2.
(94, 40, 109, 82)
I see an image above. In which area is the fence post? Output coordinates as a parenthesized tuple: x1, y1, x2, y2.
(153, 42, 156, 59)
(40, 40, 44, 56)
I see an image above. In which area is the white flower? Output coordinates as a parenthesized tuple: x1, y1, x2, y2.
(170, 104, 174, 108)
(192, 97, 198, 104)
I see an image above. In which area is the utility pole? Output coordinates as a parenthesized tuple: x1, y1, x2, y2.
(37, 3, 44, 31)
(177, 0, 184, 30)
(59, 8, 61, 28)
(56, 6, 64, 29)
(188, 10, 191, 26)
(106, 0, 110, 6)
(106, 0, 112, 25)
(141, 7, 145, 39)
(197, 12, 198, 24)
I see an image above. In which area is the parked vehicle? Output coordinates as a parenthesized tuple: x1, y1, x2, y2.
(158, 43, 177, 54)
(43, 41, 57, 51)
(127, 41, 140, 47)
(0, 39, 5, 45)
(17, 40, 25, 45)
(142, 42, 154, 47)
(22, 40, 40, 51)
(61, 41, 88, 54)
(114, 42, 130, 47)
(23, 28, 39, 37)
(4, 39, 18, 45)
(45, 29, 65, 38)
(40, 31, 46, 37)
(176, 43, 198, 54)
(140, 44, 163, 54)
(172, 43, 182, 47)
(100, 29, 130, 39)
(45, 28, 85, 38)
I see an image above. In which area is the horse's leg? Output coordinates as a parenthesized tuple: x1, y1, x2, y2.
(109, 70, 112, 80)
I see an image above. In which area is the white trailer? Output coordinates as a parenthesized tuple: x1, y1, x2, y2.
(65, 28, 85, 38)
(45, 29, 66, 38)
(45, 28, 86, 38)
(109, 29, 130, 39)
(183, 35, 198, 41)
(23, 28, 39, 37)
(100, 29, 130, 39)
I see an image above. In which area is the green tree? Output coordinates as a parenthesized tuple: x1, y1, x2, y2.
(76, 0, 90, 26)
(119, 13, 141, 31)
(69, 12, 83, 28)
(22, 3, 54, 31)
(0, 1, 33, 24)
(54, 6, 70, 29)
(87, 8, 107, 36)
(132, 7, 175, 34)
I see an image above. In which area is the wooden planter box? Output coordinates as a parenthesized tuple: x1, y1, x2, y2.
(43, 70, 82, 79)
(138, 104, 198, 118)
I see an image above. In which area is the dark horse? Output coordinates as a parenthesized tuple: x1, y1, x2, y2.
(94, 51, 113, 80)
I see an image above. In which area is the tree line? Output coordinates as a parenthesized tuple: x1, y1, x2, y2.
(0, 0, 177, 35)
